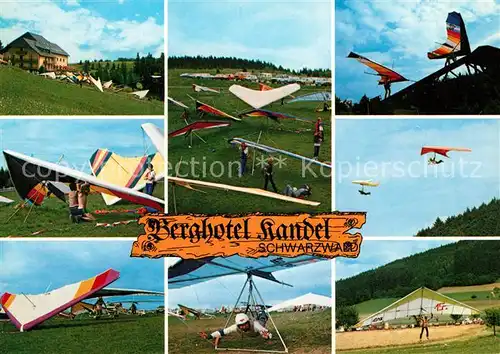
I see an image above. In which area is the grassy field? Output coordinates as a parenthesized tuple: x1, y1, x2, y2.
(168, 68, 331, 214)
(169, 310, 331, 354)
(0, 184, 163, 237)
(0, 314, 164, 354)
(0, 66, 163, 115)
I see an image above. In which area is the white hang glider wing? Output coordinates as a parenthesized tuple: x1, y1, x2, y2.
(103, 80, 113, 89)
(268, 293, 332, 312)
(40, 72, 56, 79)
(230, 137, 331, 169)
(229, 84, 301, 109)
(0, 195, 14, 204)
(130, 90, 149, 99)
(89, 75, 104, 93)
(168, 96, 189, 109)
(141, 123, 165, 158)
(193, 84, 220, 94)
(3, 150, 164, 211)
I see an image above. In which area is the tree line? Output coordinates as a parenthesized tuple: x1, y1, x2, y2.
(0, 167, 12, 189)
(169, 55, 331, 77)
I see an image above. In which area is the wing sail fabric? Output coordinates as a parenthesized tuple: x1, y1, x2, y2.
(169, 121, 230, 138)
(420, 146, 472, 157)
(287, 92, 331, 103)
(229, 84, 301, 109)
(195, 101, 241, 121)
(347, 52, 408, 84)
(89, 149, 165, 206)
(239, 109, 312, 123)
(142, 123, 165, 158)
(3, 150, 164, 211)
(0, 269, 120, 332)
(428, 12, 471, 59)
(168, 96, 189, 109)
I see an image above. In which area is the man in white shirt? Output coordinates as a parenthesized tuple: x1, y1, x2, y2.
(144, 163, 156, 195)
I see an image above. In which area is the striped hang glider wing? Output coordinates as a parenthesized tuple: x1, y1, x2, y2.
(3, 150, 164, 211)
(169, 176, 321, 206)
(229, 84, 301, 109)
(230, 137, 330, 169)
(287, 91, 331, 104)
(239, 109, 313, 123)
(169, 256, 324, 289)
(89, 149, 165, 206)
(142, 123, 165, 158)
(428, 12, 471, 60)
(195, 100, 241, 121)
(169, 121, 230, 138)
(420, 146, 472, 158)
(355, 287, 480, 328)
(347, 52, 409, 85)
(0, 269, 120, 332)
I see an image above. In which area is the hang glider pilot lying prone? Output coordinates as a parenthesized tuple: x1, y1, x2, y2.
(358, 189, 371, 196)
(199, 313, 272, 347)
(428, 156, 444, 165)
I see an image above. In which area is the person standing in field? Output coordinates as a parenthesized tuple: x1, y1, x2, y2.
(263, 157, 278, 193)
(313, 117, 324, 160)
(144, 163, 156, 195)
(419, 314, 433, 341)
(239, 142, 249, 177)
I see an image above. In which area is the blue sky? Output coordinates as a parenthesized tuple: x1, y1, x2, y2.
(335, 0, 500, 100)
(168, 258, 331, 310)
(336, 119, 500, 236)
(169, 0, 331, 70)
(337, 239, 454, 280)
(0, 0, 164, 62)
(0, 119, 162, 173)
(0, 241, 164, 309)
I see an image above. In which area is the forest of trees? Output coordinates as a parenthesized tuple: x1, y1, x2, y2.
(0, 167, 12, 189)
(417, 198, 499, 236)
(336, 240, 500, 307)
(168, 55, 331, 77)
(79, 53, 165, 100)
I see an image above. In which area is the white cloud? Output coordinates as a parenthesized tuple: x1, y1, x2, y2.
(66, 0, 79, 6)
(118, 0, 125, 4)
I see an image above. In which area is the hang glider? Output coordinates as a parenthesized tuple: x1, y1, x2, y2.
(0, 195, 14, 204)
(169, 256, 324, 289)
(428, 12, 471, 60)
(168, 96, 189, 109)
(169, 176, 320, 206)
(230, 137, 330, 169)
(195, 100, 241, 121)
(103, 80, 113, 89)
(352, 180, 379, 196)
(141, 123, 165, 158)
(3, 150, 164, 211)
(421, 146, 471, 165)
(287, 91, 331, 104)
(24, 181, 70, 206)
(89, 149, 165, 206)
(169, 121, 230, 138)
(192, 84, 220, 94)
(89, 75, 103, 92)
(268, 293, 332, 312)
(130, 90, 149, 99)
(355, 287, 480, 328)
(40, 72, 56, 79)
(259, 83, 273, 91)
(229, 84, 301, 109)
(238, 109, 312, 123)
(0, 269, 120, 332)
(347, 52, 409, 84)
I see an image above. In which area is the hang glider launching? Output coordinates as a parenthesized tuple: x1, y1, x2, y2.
(192, 84, 220, 94)
(230, 137, 330, 169)
(3, 150, 164, 211)
(420, 146, 471, 165)
(142, 123, 165, 158)
(168, 96, 190, 109)
(238, 109, 312, 123)
(428, 12, 471, 60)
(352, 180, 379, 196)
(348, 52, 409, 84)
(89, 149, 165, 206)
(194, 100, 241, 121)
(169, 176, 320, 207)
(229, 84, 301, 109)
(355, 287, 480, 328)
(169, 121, 230, 138)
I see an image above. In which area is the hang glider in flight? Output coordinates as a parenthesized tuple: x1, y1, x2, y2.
(169, 176, 320, 207)
(3, 150, 164, 211)
(230, 137, 330, 169)
(287, 91, 331, 104)
(420, 146, 472, 165)
(239, 109, 312, 123)
(169, 121, 230, 138)
(193, 99, 241, 121)
(347, 52, 409, 85)
(428, 12, 471, 60)
(192, 84, 220, 94)
(0, 269, 163, 332)
(89, 149, 165, 206)
(168, 96, 190, 109)
(229, 84, 301, 109)
(352, 180, 379, 196)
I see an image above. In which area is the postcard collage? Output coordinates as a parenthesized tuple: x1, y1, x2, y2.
(0, 0, 499, 353)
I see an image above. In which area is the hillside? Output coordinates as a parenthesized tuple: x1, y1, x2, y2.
(336, 241, 500, 307)
(416, 198, 500, 236)
(0, 66, 163, 115)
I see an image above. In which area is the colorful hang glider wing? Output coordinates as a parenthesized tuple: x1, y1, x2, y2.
(287, 92, 331, 104)
(239, 109, 313, 123)
(259, 83, 273, 91)
(428, 12, 471, 60)
(142, 123, 165, 158)
(169, 176, 320, 207)
(169, 121, 230, 138)
(195, 100, 241, 121)
(230, 137, 330, 169)
(347, 52, 408, 84)
(168, 96, 190, 109)
(229, 84, 301, 109)
(352, 180, 380, 187)
(355, 287, 480, 328)
(3, 150, 164, 211)
(0, 269, 120, 332)
(169, 256, 323, 289)
(89, 149, 165, 206)
(420, 146, 472, 158)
